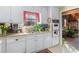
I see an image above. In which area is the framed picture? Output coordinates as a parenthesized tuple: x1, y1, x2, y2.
(23, 11, 40, 26)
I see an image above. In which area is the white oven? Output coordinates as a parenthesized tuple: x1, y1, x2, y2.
(50, 19, 59, 37)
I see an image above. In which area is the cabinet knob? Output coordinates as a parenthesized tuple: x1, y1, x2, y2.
(16, 39, 19, 41)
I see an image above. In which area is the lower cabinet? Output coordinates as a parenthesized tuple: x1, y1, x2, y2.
(6, 36, 25, 53)
(26, 35, 36, 53)
(5, 33, 59, 53)
(26, 35, 44, 53)
(26, 33, 52, 53)
(0, 42, 2, 52)
(36, 35, 44, 51)
(52, 37, 59, 46)
(0, 38, 3, 53)
(43, 34, 52, 49)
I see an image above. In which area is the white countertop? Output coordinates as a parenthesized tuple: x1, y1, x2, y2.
(0, 31, 50, 38)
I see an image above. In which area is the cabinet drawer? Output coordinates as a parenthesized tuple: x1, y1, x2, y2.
(7, 36, 25, 43)
(6, 36, 25, 53)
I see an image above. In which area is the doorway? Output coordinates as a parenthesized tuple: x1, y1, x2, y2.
(62, 8, 79, 50)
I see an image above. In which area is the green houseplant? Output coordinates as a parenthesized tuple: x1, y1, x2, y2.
(0, 24, 8, 36)
(30, 24, 42, 32)
(67, 27, 79, 37)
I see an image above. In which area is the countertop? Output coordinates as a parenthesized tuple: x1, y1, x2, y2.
(0, 31, 50, 38)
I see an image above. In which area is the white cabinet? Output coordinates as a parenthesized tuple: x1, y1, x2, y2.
(26, 34, 44, 53)
(50, 36, 59, 46)
(0, 7, 10, 22)
(36, 35, 44, 51)
(52, 7, 60, 19)
(43, 34, 52, 49)
(50, 37, 53, 47)
(0, 38, 6, 53)
(52, 37, 59, 46)
(26, 35, 36, 53)
(6, 36, 25, 53)
(0, 41, 2, 52)
(25, 33, 54, 53)
(1, 32, 59, 53)
(11, 7, 23, 23)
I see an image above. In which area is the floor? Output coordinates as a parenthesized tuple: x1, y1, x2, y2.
(48, 43, 79, 53)
(49, 38, 79, 53)
(66, 35, 79, 50)
(37, 43, 79, 53)
(37, 35, 79, 53)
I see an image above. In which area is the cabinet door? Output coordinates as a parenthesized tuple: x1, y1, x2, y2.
(52, 37, 59, 46)
(36, 35, 44, 51)
(43, 34, 51, 49)
(0, 7, 10, 22)
(26, 35, 36, 53)
(11, 7, 23, 23)
(0, 41, 2, 52)
(7, 36, 25, 53)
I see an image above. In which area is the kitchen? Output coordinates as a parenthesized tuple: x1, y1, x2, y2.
(0, 6, 61, 53)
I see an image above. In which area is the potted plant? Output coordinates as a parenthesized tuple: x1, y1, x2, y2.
(67, 27, 78, 37)
(0, 24, 8, 36)
(67, 28, 75, 37)
(30, 24, 42, 32)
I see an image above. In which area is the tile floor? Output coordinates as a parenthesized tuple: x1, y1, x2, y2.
(66, 36, 79, 50)
(37, 35, 79, 53)
(48, 41, 79, 53)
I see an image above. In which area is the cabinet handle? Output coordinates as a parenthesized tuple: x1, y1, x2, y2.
(16, 39, 19, 41)
(35, 39, 37, 41)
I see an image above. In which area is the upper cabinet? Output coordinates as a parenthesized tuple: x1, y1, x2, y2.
(0, 6, 23, 23)
(11, 7, 23, 24)
(0, 6, 60, 23)
(52, 7, 60, 19)
(49, 7, 60, 19)
(0, 7, 10, 23)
